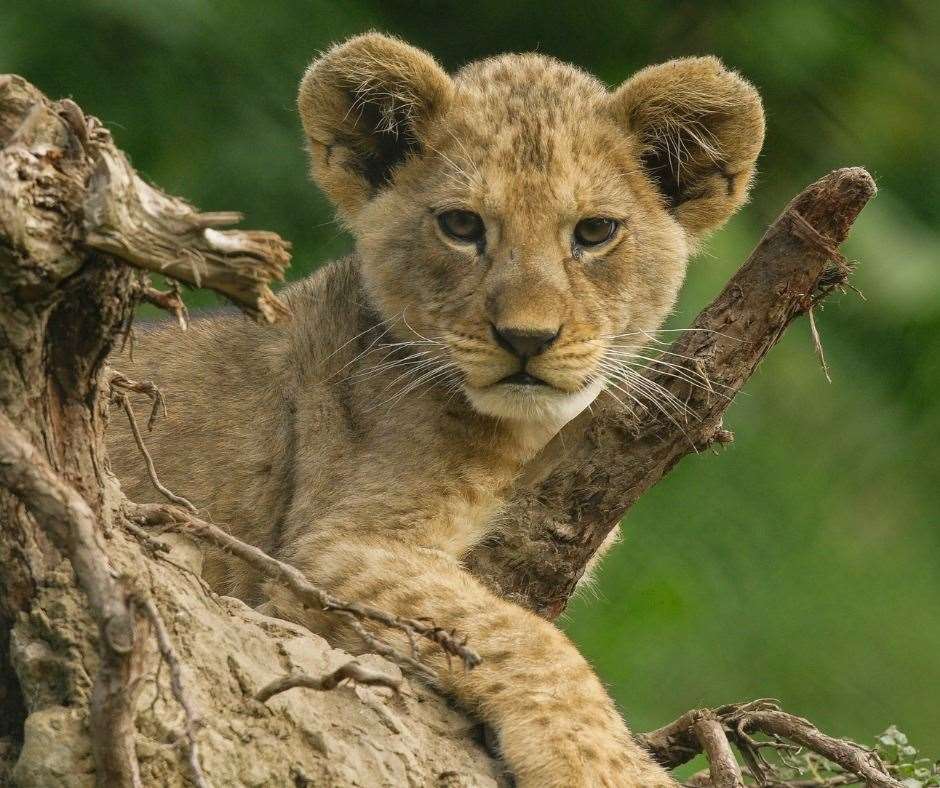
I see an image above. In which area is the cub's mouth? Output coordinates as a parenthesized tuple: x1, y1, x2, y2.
(499, 371, 549, 387)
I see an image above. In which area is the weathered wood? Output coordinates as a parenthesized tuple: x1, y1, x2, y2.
(83, 145, 292, 324)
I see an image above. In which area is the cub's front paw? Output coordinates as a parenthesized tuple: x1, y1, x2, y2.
(503, 731, 677, 788)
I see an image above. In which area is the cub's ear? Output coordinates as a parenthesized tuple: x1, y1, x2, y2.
(298, 33, 454, 216)
(609, 56, 765, 238)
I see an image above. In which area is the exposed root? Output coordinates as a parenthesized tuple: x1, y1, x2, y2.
(255, 660, 401, 703)
(136, 595, 208, 788)
(0, 413, 145, 786)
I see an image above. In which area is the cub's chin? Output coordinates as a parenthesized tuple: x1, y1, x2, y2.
(464, 377, 603, 425)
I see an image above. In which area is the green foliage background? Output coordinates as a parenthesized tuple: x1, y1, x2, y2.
(4, 0, 938, 751)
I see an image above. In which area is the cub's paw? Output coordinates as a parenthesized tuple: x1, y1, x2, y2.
(505, 732, 677, 788)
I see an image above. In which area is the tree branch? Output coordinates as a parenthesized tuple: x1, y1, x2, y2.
(469, 167, 877, 618)
(693, 713, 745, 788)
(637, 700, 901, 788)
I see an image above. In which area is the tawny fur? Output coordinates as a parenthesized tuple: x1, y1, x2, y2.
(109, 33, 763, 787)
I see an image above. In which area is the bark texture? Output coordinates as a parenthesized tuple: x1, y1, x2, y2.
(0, 75, 888, 787)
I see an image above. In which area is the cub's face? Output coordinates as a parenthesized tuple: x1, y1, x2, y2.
(300, 35, 764, 422)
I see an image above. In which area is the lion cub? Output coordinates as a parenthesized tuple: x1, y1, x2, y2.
(110, 33, 763, 787)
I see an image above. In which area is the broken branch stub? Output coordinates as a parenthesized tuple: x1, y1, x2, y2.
(83, 145, 291, 323)
(468, 167, 877, 618)
(0, 74, 292, 323)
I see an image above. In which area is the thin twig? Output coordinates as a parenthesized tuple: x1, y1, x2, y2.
(137, 595, 208, 788)
(255, 660, 401, 703)
(638, 699, 901, 788)
(141, 280, 190, 331)
(807, 306, 832, 383)
(113, 391, 196, 512)
(109, 370, 167, 431)
(734, 710, 900, 788)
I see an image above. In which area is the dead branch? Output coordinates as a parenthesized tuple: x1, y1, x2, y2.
(0, 75, 291, 323)
(637, 700, 901, 788)
(255, 661, 402, 703)
(469, 167, 878, 619)
(82, 137, 292, 323)
(732, 709, 899, 788)
(126, 502, 482, 679)
(0, 413, 144, 787)
(693, 713, 745, 788)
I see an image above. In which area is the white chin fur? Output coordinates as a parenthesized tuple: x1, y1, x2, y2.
(465, 378, 603, 426)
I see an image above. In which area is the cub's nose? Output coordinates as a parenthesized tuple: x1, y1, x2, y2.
(491, 324, 561, 359)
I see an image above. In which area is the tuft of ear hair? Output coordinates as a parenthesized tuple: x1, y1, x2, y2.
(298, 32, 454, 217)
(609, 56, 765, 239)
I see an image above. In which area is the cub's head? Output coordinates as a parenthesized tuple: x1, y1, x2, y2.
(299, 34, 764, 422)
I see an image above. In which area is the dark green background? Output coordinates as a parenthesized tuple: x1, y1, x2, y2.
(4, 0, 937, 753)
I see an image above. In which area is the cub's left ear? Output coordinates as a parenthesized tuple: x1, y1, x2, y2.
(609, 56, 765, 238)
(298, 33, 454, 218)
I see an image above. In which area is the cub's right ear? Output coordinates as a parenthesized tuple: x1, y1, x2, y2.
(608, 57, 764, 240)
(298, 33, 454, 217)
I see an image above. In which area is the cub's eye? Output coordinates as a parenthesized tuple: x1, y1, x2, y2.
(574, 217, 618, 247)
(438, 210, 485, 245)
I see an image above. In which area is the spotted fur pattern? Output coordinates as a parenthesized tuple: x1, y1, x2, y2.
(109, 33, 763, 786)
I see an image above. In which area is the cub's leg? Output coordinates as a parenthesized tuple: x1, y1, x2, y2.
(266, 537, 675, 788)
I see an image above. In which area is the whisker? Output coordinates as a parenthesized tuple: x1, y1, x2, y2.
(322, 322, 397, 382)
(322, 312, 400, 366)
(599, 327, 729, 341)
(345, 350, 436, 384)
(401, 310, 447, 347)
(603, 351, 731, 395)
(601, 368, 695, 424)
(597, 364, 698, 450)
(605, 343, 708, 365)
(375, 357, 445, 394)
(599, 358, 697, 419)
(373, 362, 460, 413)
(632, 362, 730, 399)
